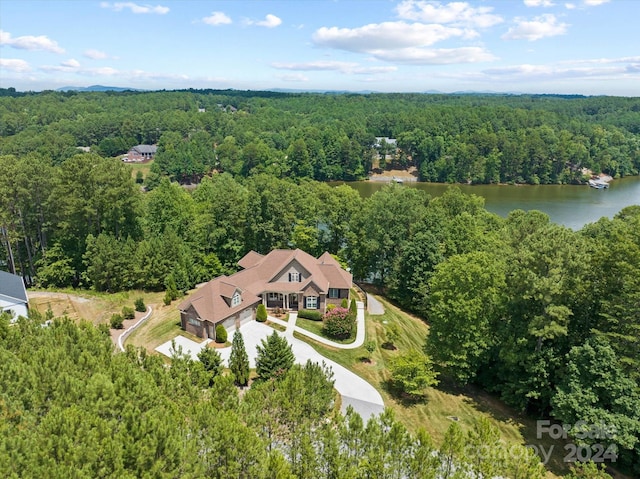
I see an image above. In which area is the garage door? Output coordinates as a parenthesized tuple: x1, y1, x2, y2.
(221, 307, 254, 332)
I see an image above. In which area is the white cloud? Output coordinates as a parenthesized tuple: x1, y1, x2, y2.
(0, 30, 64, 53)
(481, 56, 640, 81)
(372, 46, 496, 64)
(61, 58, 80, 68)
(277, 73, 309, 82)
(202, 11, 232, 26)
(583, 0, 610, 5)
(524, 0, 555, 6)
(313, 21, 467, 52)
(100, 2, 169, 14)
(84, 49, 108, 59)
(565, 3, 576, 9)
(254, 14, 282, 28)
(272, 60, 397, 75)
(502, 14, 568, 41)
(396, 1, 503, 28)
(0, 58, 31, 72)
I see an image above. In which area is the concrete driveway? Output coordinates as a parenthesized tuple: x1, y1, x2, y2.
(156, 320, 384, 420)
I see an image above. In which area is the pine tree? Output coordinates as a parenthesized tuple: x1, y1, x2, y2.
(255, 331, 295, 381)
(229, 330, 250, 387)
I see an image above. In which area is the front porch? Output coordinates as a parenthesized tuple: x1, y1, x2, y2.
(263, 292, 301, 311)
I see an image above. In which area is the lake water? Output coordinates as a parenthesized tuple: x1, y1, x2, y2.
(331, 176, 640, 230)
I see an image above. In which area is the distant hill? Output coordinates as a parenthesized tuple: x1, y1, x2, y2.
(56, 85, 142, 92)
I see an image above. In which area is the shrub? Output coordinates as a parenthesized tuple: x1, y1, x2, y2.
(134, 297, 146, 312)
(163, 291, 172, 306)
(326, 303, 336, 312)
(122, 306, 135, 320)
(110, 313, 124, 329)
(256, 303, 268, 322)
(389, 349, 439, 398)
(215, 324, 227, 343)
(340, 298, 348, 308)
(349, 298, 357, 315)
(323, 307, 355, 340)
(298, 309, 322, 321)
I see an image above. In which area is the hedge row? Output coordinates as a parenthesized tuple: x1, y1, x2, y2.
(297, 309, 322, 321)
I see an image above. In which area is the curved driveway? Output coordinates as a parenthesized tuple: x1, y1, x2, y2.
(156, 302, 385, 421)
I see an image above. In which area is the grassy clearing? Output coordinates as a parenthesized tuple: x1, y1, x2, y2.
(125, 300, 185, 351)
(125, 160, 153, 181)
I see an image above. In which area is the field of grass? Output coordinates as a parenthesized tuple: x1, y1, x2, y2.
(125, 160, 153, 181)
(304, 294, 572, 478)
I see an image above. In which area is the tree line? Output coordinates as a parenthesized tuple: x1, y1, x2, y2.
(1, 89, 638, 184)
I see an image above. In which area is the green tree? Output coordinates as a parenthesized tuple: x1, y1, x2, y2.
(388, 349, 439, 398)
(197, 346, 223, 386)
(256, 303, 268, 322)
(229, 330, 250, 387)
(255, 331, 295, 381)
(426, 251, 506, 383)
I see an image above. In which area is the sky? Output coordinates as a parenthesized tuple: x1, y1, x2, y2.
(0, 0, 638, 95)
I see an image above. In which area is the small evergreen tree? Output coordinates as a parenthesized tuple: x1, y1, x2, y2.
(256, 303, 268, 322)
(255, 331, 295, 381)
(122, 306, 135, 319)
(349, 298, 357, 316)
(163, 291, 172, 305)
(215, 324, 227, 343)
(340, 298, 348, 308)
(197, 346, 223, 386)
(134, 297, 146, 312)
(110, 313, 124, 329)
(229, 330, 250, 387)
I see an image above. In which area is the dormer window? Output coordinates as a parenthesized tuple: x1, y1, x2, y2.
(231, 292, 242, 307)
(289, 272, 301, 282)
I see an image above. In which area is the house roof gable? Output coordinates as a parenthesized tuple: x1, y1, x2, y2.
(0, 271, 28, 303)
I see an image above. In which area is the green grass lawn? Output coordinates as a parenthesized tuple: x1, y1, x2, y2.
(295, 315, 357, 344)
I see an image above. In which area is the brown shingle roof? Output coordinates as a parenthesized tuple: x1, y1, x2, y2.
(179, 249, 352, 325)
(178, 275, 261, 324)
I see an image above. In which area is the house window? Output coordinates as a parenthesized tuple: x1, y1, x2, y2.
(289, 272, 301, 282)
(268, 292, 280, 300)
(328, 288, 339, 299)
(188, 318, 201, 327)
(305, 296, 318, 309)
(232, 292, 241, 307)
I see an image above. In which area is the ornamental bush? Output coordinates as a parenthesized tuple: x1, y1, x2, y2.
(256, 303, 268, 322)
(323, 307, 355, 340)
(215, 324, 228, 343)
(122, 306, 135, 320)
(298, 309, 322, 321)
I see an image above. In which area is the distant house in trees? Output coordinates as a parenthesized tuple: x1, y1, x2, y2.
(179, 249, 352, 340)
(123, 144, 157, 163)
(0, 270, 29, 323)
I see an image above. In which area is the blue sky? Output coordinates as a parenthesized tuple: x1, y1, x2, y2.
(1, 0, 638, 95)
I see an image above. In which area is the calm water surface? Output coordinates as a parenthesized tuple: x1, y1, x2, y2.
(332, 176, 640, 230)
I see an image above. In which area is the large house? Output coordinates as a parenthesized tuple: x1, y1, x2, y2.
(123, 144, 157, 163)
(0, 270, 29, 323)
(179, 249, 352, 340)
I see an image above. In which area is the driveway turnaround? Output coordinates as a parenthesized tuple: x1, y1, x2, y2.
(156, 316, 385, 420)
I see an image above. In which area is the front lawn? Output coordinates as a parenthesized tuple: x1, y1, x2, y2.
(295, 315, 356, 344)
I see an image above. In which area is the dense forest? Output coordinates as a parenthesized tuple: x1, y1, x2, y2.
(1, 89, 639, 476)
(1, 89, 639, 184)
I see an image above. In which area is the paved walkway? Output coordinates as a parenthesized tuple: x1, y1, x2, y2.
(366, 293, 385, 315)
(155, 302, 384, 420)
(269, 301, 366, 349)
